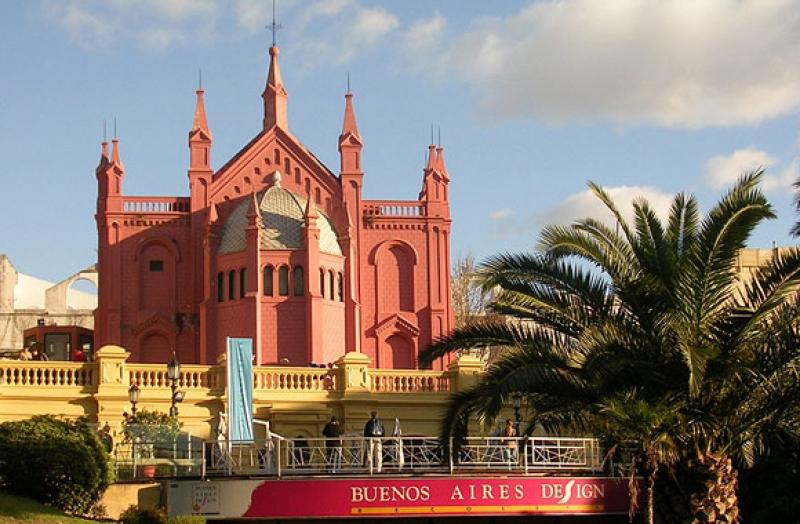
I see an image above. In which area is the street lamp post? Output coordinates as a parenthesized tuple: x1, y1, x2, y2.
(128, 383, 140, 416)
(512, 393, 523, 430)
(167, 351, 184, 418)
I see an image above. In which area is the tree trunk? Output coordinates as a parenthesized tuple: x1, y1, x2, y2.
(647, 470, 655, 524)
(689, 452, 739, 524)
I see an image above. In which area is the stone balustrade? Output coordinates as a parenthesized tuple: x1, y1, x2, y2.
(0, 360, 95, 387)
(129, 364, 220, 389)
(362, 200, 426, 218)
(122, 197, 190, 214)
(370, 369, 450, 393)
(253, 367, 334, 392)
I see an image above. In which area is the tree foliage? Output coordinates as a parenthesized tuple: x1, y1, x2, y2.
(422, 172, 800, 521)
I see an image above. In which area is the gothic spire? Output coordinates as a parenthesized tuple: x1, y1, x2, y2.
(111, 138, 123, 167)
(262, 45, 288, 130)
(304, 193, 319, 221)
(340, 88, 360, 142)
(191, 88, 211, 139)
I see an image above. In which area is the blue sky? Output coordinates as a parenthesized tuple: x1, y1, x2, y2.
(2, 0, 800, 284)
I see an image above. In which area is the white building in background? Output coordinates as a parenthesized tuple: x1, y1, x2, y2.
(0, 255, 96, 356)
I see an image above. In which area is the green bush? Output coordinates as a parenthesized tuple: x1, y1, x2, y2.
(0, 415, 113, 514)
(120, 505, 168, 524)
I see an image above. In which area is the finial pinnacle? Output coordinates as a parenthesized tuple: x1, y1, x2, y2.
(347, 72, 351, 93)
(113, 117, 118, 140)
(430, 125, 434, 145)
(198, 68, 203, 90)
(438, 126, 441, 148)
(268, 0, 282, 47)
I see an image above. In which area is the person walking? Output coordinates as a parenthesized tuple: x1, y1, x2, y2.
(322, 415, 343, 473)
(363, 411, 385, 473)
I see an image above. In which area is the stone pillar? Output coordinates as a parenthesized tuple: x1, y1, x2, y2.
(336, 351, 372, 393)
(94, 344, 131, 428)
(447, 354, 484, 392)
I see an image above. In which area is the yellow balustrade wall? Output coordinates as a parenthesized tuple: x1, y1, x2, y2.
(0, 346, 485, 441)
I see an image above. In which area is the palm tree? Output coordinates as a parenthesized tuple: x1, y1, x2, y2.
(421, 172, 800, 523)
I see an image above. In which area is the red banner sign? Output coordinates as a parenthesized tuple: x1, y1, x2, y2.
(242, 477, 634, 518)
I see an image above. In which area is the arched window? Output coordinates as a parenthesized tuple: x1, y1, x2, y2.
(328, 270, 335, 300)
(228, 270, 235, 300)
(274, 148, 280, 164)
(239, 268, 247, 298)
(263, 266, 274, 296)
(319, 269, 325, 298)
(278, 266, 289, 296)
(293, 266, 304, 296)
(217, 272, 224, 302)
(337, 272, 344, 302)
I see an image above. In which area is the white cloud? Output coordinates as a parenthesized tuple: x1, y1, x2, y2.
(703, 147, 799, 192)
(44, 0, 217, 50)
(354, 7, 398, 42)
(489, 208, 513, 221)
(705, 148, 776, 189)
(297, 0, 354, 26)
(763, 158, 800, 192)
(235, 0, 271, 33)
(402, 12, 446, 53)
(290, 2, 400, 69)
(423, 0, 800, 128)
(543, 186, 675, 227)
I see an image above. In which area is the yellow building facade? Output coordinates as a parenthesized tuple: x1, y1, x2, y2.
(0, 345, 484, 440)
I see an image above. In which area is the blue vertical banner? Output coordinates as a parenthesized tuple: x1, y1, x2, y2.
(227, 337, 254, 443)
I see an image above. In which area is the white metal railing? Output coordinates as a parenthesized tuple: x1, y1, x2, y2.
(526, 437, 602, 471)
(114, 435, 603, 480)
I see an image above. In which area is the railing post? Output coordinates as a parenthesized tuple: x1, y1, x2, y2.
(335, 352, 372, 393)
(201, 442, 206, 479)
(447, 355, 484, 393)
(449, 437, 454, 474)
(276, 439, 282, 479)
(94, 345, 131, 430)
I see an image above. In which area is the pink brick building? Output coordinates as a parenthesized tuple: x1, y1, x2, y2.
(94, 45, 454, 370)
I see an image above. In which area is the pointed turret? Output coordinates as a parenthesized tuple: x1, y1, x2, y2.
(339, 91, 361, 143)
(189, 88, 212, 171)
(339, 89, 364, 195)
(304, 193, 319, 222)
(425, 143, 437, 172)
(436, 146, 449, 180)
(97, 136, 124, 213)
(98, 141, 109, 168)
(247, 191, 260, 222)
(262, 46, 288, 130)
(419, 141, 450, 206)
(207, 202, 219, 225)
(110, 138, 123, 168)
(191, 89, 211, 139)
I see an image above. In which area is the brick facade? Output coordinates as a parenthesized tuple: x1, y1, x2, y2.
(94, 45, 454, 370)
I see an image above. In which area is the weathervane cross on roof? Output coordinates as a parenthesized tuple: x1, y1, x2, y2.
(267, 0, 282, 46)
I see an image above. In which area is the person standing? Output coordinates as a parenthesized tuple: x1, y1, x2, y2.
(502, 419, 518, 468)
(322, 416, 343, 473)
(363, 411, 385, 473)
(98, 423, 113, 453)
(18, 346, 32, 361)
